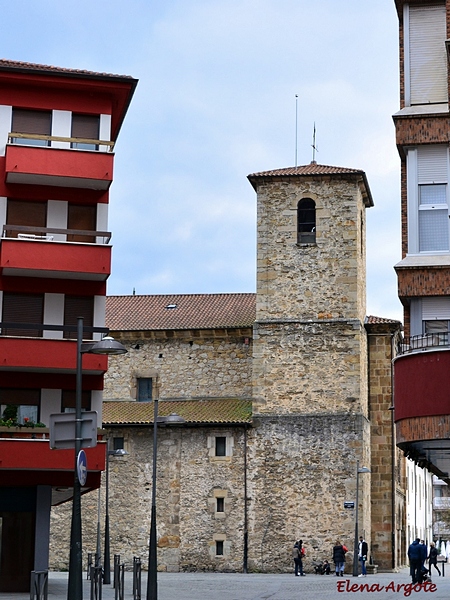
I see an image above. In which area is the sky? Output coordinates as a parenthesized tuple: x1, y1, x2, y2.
(2, 0, 403, 321)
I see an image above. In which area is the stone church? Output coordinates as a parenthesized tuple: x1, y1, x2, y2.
(50, 163, 406, 572)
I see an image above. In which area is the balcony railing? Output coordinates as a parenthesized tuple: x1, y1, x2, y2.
(434, 497, 450, 509)
(2, 225, 111, 244)
(0, 322, 108, 338)
(7, 132, 115, 151)
(397, 332, 450, 355)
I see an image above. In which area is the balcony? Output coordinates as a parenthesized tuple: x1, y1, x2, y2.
(0, 430, 106, 505)
(0, 225, 111, 280)
(394, 336, 450, 481)
(5, 134, 115, 190)
(434, 497, 450, 510)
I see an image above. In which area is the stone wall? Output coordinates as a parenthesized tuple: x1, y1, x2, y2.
(103, 328, 253, 401)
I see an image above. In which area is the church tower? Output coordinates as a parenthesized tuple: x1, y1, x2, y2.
(247, 163, 374, 569)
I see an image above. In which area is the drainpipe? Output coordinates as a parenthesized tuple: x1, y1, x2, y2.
(390, 332, 396, 569)
(243, 424, 248, 573)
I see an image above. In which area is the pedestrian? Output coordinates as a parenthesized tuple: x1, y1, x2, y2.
(332, 540, 346, 576)
(293, 541, 300, 576)
(408, 538, 423, 584)
(428, 542, 441, 577)
(298, 539, 305, 576)
(358, 536, 368, 577)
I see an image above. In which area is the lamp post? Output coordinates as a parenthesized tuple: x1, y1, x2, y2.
(103, 444, 128, 584)
(147, 401, 185, 600)
(352, 460, 371, 577)
(67, 318, 127, 600)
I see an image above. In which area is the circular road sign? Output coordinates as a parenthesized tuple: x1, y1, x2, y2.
(77, 450, 88, 486)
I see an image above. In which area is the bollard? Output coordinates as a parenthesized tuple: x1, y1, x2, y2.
(114, 562, 125, 600)
(90, 565, 103, 600)
(30, 570, 48, 600)
(113, 554, 120, 589)
(133, 556, 142, 600)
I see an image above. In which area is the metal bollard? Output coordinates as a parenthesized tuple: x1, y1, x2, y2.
(90, 565, 103, 600)
(133, 556, 142, 600)
(113, 554, 120, 589)
(87, 553, 93, 579)
(114, 563, 125, 600)
(30, 570, 48, 600)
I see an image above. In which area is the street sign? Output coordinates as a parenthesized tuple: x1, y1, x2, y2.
(344, 501, 355, 509)
(77, 450, 87, 485)
(49, 411, 98, 449)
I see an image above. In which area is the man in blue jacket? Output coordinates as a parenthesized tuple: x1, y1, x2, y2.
(408, 538, 426, 583)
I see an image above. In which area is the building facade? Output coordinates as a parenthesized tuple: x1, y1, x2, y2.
(392, 0, 450, 523)
(0, 60, 136, 592)
(49, 164, 406, 574)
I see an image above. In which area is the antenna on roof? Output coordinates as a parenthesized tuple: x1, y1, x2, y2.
(295, 95, 298, 167)
(133, 287, 135, 296)
(311, 122, 318, 164)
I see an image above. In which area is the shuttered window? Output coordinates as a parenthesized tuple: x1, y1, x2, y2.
(2, 293, 44, 337)
(11, 109, 51, 146)
(63, 296, 94, 340)
(409, 5, 447, 105)
(71, 114, 99, 150)
(6, 199, 47, 238)
(67, 204, 96, 243)
(0, 388, 40, 425)
(61, 390, 91, 412)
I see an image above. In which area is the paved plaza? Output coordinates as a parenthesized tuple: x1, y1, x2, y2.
(3, 567, 450, 600)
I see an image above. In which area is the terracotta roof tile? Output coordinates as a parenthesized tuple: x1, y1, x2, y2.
(0, 58, 135, 81)
(106, 293, 256, 332)
(102, 398, 252, 426)
(366, 315, 402, 325)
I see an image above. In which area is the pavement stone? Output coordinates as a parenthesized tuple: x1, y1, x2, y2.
(3, 567, 450, 600)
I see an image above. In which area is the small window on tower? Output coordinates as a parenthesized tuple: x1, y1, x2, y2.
(215, 436, 226, 457)
(297, 198, 316, 244)
(137, 378, 152, 402)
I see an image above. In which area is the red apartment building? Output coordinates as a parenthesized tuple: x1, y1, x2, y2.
(393, 2, 450, 492)
(0, 60, 136, 592)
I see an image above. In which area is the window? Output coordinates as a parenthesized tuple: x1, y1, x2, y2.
(0, 389, 40, 424)
(215, 541, 224, 556)
(297, 199, 316, 243)
(2, 292, 44, 337)
(406, 5, 447, 106)
(419, 185, 448, 252)
(71, 114, 100, 150)
(67, 204, 96, 243)
(216, 497, 224, 513)
(215, 436, 226, 457)
(11, 109, 51, 146)
(113, 437, 125, 451)
(61, 390, 91, 412)
(6, 199, 47, 238)
(137, 378, 152, 402)
(63, 295, 94, 340)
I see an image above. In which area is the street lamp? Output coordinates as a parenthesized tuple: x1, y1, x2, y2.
(147, 402, 185, 600)
(352, 460, 371, 577)
(67, 318, 127, 600)
(103, 444, 128, 584)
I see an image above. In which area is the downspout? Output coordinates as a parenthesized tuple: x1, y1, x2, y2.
(243, 423, 248, 573)
(390, 332, 396, 570)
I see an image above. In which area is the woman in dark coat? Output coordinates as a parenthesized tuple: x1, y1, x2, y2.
(428, 542, 441, 576)
(333, 540, 346, 576)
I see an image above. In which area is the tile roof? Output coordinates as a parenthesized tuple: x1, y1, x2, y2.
(247, 163, 374, 207)
(0, 58, 135, 81)
(102, 398, 253, 426)
(106, 293, 256, 332)
(366, 315, 402, 325)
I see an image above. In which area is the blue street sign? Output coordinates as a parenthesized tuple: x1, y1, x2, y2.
(77, 450, 87, 486)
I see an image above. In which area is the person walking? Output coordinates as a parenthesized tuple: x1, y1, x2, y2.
(293, 541, 301, 576)
(408, 538, 423, 584)
(332, 540, 346, 576)
(358, 536, 368, 577)
(297, 540, 305, 576)
(428, 542, 441, 577)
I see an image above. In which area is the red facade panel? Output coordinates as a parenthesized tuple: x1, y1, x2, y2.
(5, 145, 114, 190)
(0, 239, 111, 280)
(394, 350, 450, 421)
(0, 337, 107, 374)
